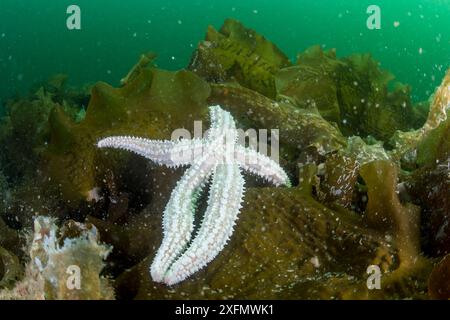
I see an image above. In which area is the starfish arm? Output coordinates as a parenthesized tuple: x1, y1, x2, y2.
(97, 136, 204, 167)
(235, 145, 291, 187)
(163, 164, 245, 285)
(150, 157, 215, 283)
(207, 105, 237, 141)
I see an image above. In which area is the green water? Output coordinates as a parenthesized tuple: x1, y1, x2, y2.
(0, 0, 449, 104)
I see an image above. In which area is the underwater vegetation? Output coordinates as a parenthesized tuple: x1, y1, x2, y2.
(0, 18, 449, 300)
(97, 105, 291, 286)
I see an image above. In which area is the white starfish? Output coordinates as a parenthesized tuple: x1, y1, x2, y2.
(97, 105, 290, 285)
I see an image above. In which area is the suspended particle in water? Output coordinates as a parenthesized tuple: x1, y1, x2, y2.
(393, 21, 400, 28)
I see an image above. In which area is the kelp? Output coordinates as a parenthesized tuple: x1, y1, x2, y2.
(44, 68, 211, 204)
(110, 165, 430, 299)
(0, 18, 448, 300)
(120, 52, 157, 86)
(0, 216, 23, 258)
(275, 45, 423, 142)
(208, 83, 346, 158)
(359, 160, 432, 298)
(0, 89, 57, 181)
(390, 68, 450, 162)
(276, 46, 345, 120)
(188, 18, 291, 98)
(0, 246, 22, 289)
(0, 76, 87, 228)
(397, 70, 450, 256)
(407, 154, 450, 256)
(318, 136, 389, 210)
(428, 254, 450, 299)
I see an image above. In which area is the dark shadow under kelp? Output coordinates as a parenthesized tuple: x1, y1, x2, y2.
(0, 18, 449, 300)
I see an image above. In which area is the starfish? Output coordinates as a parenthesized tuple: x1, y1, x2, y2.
(97, 105, 290, 285)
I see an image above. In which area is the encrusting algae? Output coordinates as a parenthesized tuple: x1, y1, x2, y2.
(0, 19, 449, 300)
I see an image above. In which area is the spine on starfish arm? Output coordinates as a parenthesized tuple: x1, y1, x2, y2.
(97, 136, 203, 167)
(234, 145, 291, 187)
(163, 164, 245, 286)
(207, 105, 237, 140)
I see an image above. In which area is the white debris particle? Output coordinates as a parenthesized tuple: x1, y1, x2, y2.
(419, 48, 423, 55)
(253, 9, 258, 14)
(177, 20, 182, 25)
(393, 21, 400, 28)
(310, 256, 320, 268)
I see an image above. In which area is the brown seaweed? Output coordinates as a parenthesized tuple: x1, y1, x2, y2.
(0, 19, 448, 300)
